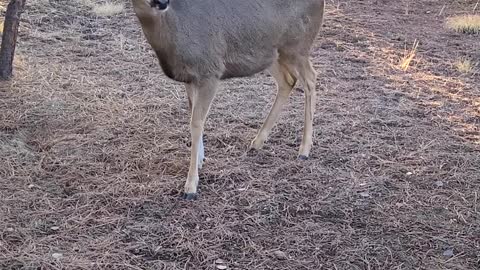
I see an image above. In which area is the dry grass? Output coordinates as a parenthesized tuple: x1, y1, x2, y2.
(403, 0, 411, 15)
(92, 1, 124, 17)
(1, 0, 479, 269)
(399, 40, 419, 71)
(446, 14, 480, 34)
(455, 57, 476, 74)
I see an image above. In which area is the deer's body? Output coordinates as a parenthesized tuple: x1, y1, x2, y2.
(132, 0, 325, 199)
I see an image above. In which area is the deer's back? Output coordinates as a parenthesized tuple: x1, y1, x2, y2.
(148, 0, 325, 82)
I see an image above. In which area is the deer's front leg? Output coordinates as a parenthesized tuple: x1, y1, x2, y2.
(183, 78, 218, 200)
(186, 84, 205, 169)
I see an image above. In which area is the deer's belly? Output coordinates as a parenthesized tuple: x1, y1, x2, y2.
(221, 50, 277, 80)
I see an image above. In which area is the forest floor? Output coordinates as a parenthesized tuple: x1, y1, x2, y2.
(1, 0, 479, 269)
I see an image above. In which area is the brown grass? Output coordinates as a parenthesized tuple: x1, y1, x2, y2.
(1, 0, 479, 269)
(92, 1, 124, 17)
(399, 40, 419, 71)
(455, 57, 476, 74)
(446, 14, 480, 34)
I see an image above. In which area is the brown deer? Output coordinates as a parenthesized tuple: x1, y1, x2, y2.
(131, 0, 325, 200)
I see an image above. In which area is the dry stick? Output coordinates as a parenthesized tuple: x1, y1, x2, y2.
(0, 0, 26, 80)
(474, 0, 479, 12)
(438, 4, 446, 17)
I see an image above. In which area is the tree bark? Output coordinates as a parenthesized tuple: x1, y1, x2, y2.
(0, 0, 26, 80)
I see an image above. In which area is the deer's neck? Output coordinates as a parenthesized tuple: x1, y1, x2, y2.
(133, 1, 174, 50)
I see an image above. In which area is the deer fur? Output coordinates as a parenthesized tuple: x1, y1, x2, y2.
(132, 0, 325, 199)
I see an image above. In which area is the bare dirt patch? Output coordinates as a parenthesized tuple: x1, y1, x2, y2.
(1, 0, 479, 269)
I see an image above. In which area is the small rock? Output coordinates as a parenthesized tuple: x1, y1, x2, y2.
(359, 191, 371, 198)
(273, 250, 288, 260)
(435, 181, 444, 187)
(215, 259, 227, 269)
(28, 184, 35, 189)
(6, 227, 14, 232)
(215, 259, 226, 264)
(395, 202, 406, 208)
(52, 253, 63, 259)
(50, 226, 60, 231)
(406, 172, 413, 176)
(443, 249, 454, 257)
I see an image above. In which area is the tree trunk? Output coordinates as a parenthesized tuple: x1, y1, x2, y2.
(0, 0, 26, 80)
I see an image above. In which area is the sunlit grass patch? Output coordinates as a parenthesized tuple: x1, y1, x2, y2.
(92, 1, 124, 17)
(455, 58, 476, 74)
(446, 15, 480, 34)
(399, 40, 419, 71)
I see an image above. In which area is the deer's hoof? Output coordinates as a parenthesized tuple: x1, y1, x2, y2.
(182, 193, 198, 201)
(246, 147, 259, 157)
(298, 155, 309, 161)
(198, 158, 205, 169)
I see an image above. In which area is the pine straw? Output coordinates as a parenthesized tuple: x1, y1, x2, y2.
(1, 0, 479, 269)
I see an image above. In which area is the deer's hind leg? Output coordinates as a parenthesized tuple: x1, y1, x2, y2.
(250, 59, 297, 150)
(297, 58, 317, 160)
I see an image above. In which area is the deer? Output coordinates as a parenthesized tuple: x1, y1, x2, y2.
(131, 0, 325, 200)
